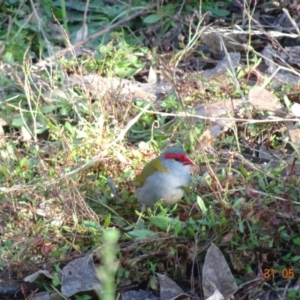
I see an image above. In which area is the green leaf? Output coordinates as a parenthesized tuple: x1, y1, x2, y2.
(213, 8, 230, 17)
(41, 104, 57, 113)
(197, 195, 207, 214)
(188, 226, 195, 237)
(143, 14, 161, 24)
(3, 51, 14, 64)
(238, 217, 244, 233)
(19, 157, 29, 168)
(240, 166, 249, 178)
(148, 216, 184, 232)
(160, 94, 178, 109)
(162, 4, 176, 16)
(59, 106, 69, 116)
(203, 4, 230, 17)
(293, 237, 300, 246)
(127, 229, 158, 239)
(52, 273, 61, 286)
(114, 66, 138, 78)
(52, 8, 64, 19)
(288, 290, 297, 298)
(64, 121, 75, 135)
(12, 116, 28, 127)
(82, 220, 101, 232)
(291, 256, 300, 262)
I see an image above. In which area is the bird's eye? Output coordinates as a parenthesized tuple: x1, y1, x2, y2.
(174, 158, 180, 162)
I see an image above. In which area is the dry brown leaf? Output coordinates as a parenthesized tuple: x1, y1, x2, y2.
(248, 86, 283, 111)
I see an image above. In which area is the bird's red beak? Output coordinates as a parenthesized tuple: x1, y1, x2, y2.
(183, 155, 194, 165)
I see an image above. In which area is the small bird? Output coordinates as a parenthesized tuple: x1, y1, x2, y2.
(134, 147, 194, 212)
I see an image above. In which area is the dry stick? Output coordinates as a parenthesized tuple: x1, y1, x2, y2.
(28, 0, 54, 56)
(35, 3, 157, 67)
(177, 0, 186, 15)
(282, 8, 300, 35)
(74, 0, 90, 43)
(0, 103, 151, 193)
(142, 110, 300, 123)
(83, 0, 90, 26)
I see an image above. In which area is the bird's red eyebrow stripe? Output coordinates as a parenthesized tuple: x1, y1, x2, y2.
(164, 153, 185, 160)
(164, 153, 194, 165)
